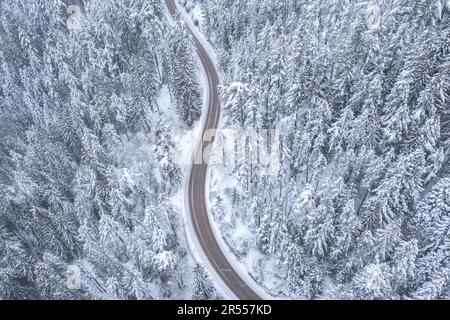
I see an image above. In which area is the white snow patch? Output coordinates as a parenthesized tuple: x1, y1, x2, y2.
(229, 81, 246, 91)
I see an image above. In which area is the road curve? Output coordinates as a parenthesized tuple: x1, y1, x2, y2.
(164, 0, 262, 300)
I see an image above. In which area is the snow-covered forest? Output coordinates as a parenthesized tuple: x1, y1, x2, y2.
(1, 0, 449, 301)
(203, 0, 450, 299)
(0, 0, 210, 299)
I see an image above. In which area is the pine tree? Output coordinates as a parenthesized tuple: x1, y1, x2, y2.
(0, 0, 187, 300)
(192, 263, 217, 300)
(305, 198, 335, 259)
(221, 80, 250, 127)
(166, 22, 202, 127)
(363, 149, 425, 228)
(331, 197, 363, 260)
(352, 262, 393, 299)
(413, 177, 450, 299)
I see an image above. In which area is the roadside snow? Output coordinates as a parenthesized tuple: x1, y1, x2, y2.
(156, 85, 204, 170)
(208, 168, 281, 299)
(178, 0, 205, 28)
(176, 0, 274, 299)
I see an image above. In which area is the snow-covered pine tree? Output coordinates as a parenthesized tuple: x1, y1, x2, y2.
(192, 263, 217, 300)
(166, 22, 202, 127)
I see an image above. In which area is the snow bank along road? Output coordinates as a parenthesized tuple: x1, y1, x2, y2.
(164, 0, 262, 300)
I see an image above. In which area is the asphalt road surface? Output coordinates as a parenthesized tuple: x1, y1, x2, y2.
(164, 0, 262, 300)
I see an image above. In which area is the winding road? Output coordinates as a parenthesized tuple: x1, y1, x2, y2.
(164, 0, 262, 300)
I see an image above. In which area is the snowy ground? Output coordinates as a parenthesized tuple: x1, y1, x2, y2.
(156, 85, 203, 170)
(209, 168, 288, 298)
